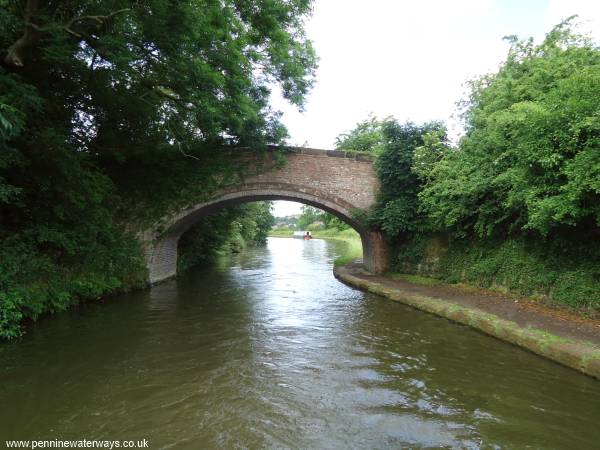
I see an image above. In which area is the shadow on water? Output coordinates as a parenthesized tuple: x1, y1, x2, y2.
(1, 237, 600, 449)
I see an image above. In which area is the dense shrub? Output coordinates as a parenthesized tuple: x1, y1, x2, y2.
(177, 202, 275, 273)
(420, 20, 600, 238)
(371, 120, 447, 237)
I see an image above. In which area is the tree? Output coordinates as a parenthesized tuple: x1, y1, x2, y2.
(0, 0, 317, 338)
(419, 19, 600, 238)
(297, 205, 350, 230)
(237, 201, 276, 245)
(321, 213, 350, 231)
(334, 115, 388, 153)
(2, 0, 316, 154)
(411, 128, 451, 182)
(177, 201, 275, 272)
(297, 205, 321, 229)
(370, 120, 446, 237)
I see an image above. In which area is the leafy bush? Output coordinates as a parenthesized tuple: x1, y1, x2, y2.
(335, 115, 387, 153)
(296, 205, 351, 231)
(370, 120, 447, 237)
(0, 230, 147, 339)
(177, 202, 275, 273)
(419, 19, 600, 238)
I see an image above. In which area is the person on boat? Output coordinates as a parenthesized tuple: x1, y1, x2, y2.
(304, 231, 312, 240)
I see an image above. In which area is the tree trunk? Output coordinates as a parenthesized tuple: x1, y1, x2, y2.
(4, 0, 42, 67)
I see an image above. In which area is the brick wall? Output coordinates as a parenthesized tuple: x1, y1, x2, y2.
(244, 149, 378, 210)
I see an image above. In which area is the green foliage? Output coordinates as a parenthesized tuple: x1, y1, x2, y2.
(412, 128, 450, 182)
(335, 115, 387, 153)
(177, 202, 275, 273)
(297, 205, 320, 229)
(356, 21, 600, 310)
(0, 230, 147, 339)
(324, 215, 350, 231)
(0, 1, 315, 338)
(177, 209, 242, 272)
(395, 234, 600, 309)
(297, 205, 350, 231)
(420, 19, 600, 238)
(370, 120, 447, 237)
(244, 201, 277, 245)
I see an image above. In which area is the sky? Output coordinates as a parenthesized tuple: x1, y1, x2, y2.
(271, 0, 600, 218)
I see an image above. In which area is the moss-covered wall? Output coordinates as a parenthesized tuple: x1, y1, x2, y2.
(394, 234, 600, 309)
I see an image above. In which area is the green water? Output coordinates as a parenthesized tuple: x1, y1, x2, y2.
(1, 237, 600, 449)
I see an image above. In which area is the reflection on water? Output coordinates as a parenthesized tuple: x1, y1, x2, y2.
(1, 237, 600, 449)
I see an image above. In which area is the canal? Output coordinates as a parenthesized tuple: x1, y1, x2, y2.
(1, 237, 600, 449)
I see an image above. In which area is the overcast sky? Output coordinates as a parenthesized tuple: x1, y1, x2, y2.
(271, 0, 600, 217)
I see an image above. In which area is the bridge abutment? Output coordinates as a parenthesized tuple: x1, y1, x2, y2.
(147, 232, 180, 283)
(361, 231, 390, 274)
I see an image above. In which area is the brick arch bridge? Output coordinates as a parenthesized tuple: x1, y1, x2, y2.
(141, 148, 389, 283)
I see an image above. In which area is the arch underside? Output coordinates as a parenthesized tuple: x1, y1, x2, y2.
(145, 183, 388, 283)
(162, 184, 367, 237)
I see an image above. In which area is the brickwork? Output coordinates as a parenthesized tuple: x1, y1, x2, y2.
(142, 148, 389, 283)
(245, 149, 377, 210)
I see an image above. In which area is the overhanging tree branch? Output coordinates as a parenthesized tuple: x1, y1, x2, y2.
(141, 79, 196, 111)
(4, 0, 41, 67)
(64, 8, 130, 38)
(3, 4, 131, 68)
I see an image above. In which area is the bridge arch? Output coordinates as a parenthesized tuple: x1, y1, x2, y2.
(140, 149, 390, 283)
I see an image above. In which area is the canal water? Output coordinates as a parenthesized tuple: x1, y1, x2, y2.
(1, 237, 600, 449)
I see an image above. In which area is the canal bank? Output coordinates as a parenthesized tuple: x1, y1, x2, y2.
(334, 263, 600, 380)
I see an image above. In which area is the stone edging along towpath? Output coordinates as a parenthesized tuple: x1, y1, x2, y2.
(334, 264, 600, 380)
